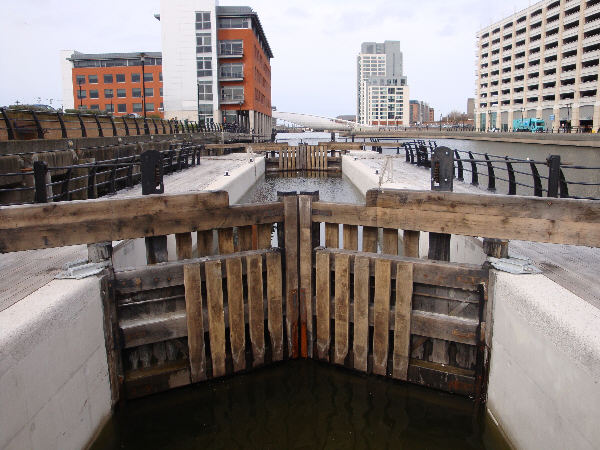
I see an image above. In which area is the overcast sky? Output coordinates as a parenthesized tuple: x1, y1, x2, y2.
(0, 0, 533, 117)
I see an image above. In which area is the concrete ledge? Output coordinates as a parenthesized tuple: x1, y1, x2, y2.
(205, 156, 265, 204)
(0, 277, 111, 450)
(488, 272, 600, 450)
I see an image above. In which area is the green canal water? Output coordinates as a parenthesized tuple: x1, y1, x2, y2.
(91, 360, 510, 450)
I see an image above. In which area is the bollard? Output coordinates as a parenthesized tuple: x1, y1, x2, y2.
(429, 147, 453, 261)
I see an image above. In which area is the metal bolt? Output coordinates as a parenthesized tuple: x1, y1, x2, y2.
(224, 171, 230, 176)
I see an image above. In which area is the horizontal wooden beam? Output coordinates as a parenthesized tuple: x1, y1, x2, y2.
(313, 188, 600, 247)
(0, 191, 283, 252)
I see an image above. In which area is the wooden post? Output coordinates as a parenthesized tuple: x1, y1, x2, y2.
(315, 251, 330, 361)
(284, 194, 299, 358)
(483, 238, 509, 258)
(334, 253, 350, 365)
(205, 260, 226, 377)
(226, 258, 246, 372)
(247, 254, 266, 366)
(392, 262, 413, 380)
(88, 242, 113, 263)
(184, 263, 207, 382)
(266, 251, 284, 361)
(373, 259, 391, 376)
(299, 194, 314, 358)
(353, 256, 370, 372)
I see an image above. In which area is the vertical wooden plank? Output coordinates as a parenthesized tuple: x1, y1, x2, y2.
(258, 223, 272, 249)
(393, 262, 413, 380)
(266, 252, 284, 361)
(197, 230, 214, 256)
(315, 251, 330, 361)
(353, 256, 370, 372)
(175, 232, 193, 260)
(238, 226, 253, 251)
(279, 149, 283, 171)
(284, 195, 299, 358)
(291, 148, 296, 170)
(184, 263, 206, 382)
(362, 227, 378, 253)
(373, 259, 391, 376)
(429, 233, 451, 261)
(226, 258, 245, 372)
(247, 254, 265, 366)
(299, 195, 313, 358)
(324, 148, 328, 170)
(334, 253, 350, 365)
(310, 146, 315, 170)
(205, 260, 226, 377)
(218, 228, 234, 254)
(343, 224, 358, 250)
(100, 274, 122, 406)
(382, 229, 399, 255)
(403, 230, 420, 258)
(325, 223, 339, 248)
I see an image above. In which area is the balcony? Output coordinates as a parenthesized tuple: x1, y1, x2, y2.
(543, 86, 557, 95)
(220, 93, 244, 104)
(218, 50, 244, 59)
(562, 27, 580, 40)
(562, 40, 579, 52)
(579, 80, 598, 90)
(543, 73, 557, 83)
(219, 72, 244, 81)
(586, 3, 600, 16)
(584, 17, 600, 33)
(581, 49, 600, 61)
(544, 47, 558, 58)
(583, 33, 600, 46)
(559, 84, 576, 94)
(581, 64, 599, 76)
(543, 60, 558, 71)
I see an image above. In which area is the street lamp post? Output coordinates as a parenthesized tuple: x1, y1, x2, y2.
(439, 113, 442, 131)
(140, 53, 146, 118)
(567, 103, 572, 132)
(78, 79, 84, 109)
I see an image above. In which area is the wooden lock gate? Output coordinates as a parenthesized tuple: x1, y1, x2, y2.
(1, 187, 597, 405)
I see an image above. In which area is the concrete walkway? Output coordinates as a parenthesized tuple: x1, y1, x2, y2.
(347, 151, 600, 309)
(0, 155, 254, 313)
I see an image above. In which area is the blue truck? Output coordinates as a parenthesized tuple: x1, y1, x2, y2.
(512, 118, 545, 132)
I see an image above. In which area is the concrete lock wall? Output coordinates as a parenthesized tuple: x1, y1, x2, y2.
(487, 272, 600, 450)
(0, 277, 111, 450)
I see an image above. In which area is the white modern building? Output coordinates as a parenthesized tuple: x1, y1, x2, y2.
(357, 41, 410, 127)
(157, 0, 273, 134)
(475, 0, 600, 132)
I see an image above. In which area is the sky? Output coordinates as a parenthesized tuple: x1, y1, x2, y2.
(0, 0, 534, 117)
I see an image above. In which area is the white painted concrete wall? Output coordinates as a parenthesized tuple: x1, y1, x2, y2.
(0, 277, 111, 450)
(487, 272, 600, 450)
(60, 50, 74, 111)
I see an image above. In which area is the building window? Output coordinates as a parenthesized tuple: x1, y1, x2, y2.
(220, 86, 244, 102)
(198, 103, 213, 123)
(143, 73, 153, 82)
(132, 103, 143, 112)
(78, 90, 87, 99)
(146, 103, 154, 112)
(160, 87, 163, 96)
(90, 104, 99, 110)
(132, 88, 141, 98)
(197, 57, 212, 77)
(220, 63, 243, 79)
(131, 73, 140, 82)
(116, 74, 125, 83)
(198, 81, 212, 100)
(196, 33, 211, 53)
(117, 89, 126, 98)
(219, 40, 243, 56)
(89, 90, 99, 99)
(117, 104, 127, 113)
(218, 17, 249, 29)
(195, 11, 211, 30)
(104, 89, 113, 98)
(88, 75, 98, 84)
(103, 74, 113, 83)
(105, 104, 114, 113)
(145, 88, 154, 97)
(76, 75, 85, 85)
(159, 72, 163, 81)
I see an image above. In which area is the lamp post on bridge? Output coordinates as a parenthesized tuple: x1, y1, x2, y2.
(140, 52, 147, 119)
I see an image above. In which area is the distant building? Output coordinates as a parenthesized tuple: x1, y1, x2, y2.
(409, 100, 433, 124)
(475, 0, 600, 132)
(357, 41, 410, 126)
(157, 0, 273, 134)
(467, 98, 475, 119)
(61, 51, 164, 117)
(336, 115, 357, 122)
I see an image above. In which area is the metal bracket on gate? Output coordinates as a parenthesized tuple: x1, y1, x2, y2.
(487, 256, 541, 274)
(56, 259, 110, 279)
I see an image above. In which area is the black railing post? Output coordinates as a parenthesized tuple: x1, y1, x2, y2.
(88, 165, 98, 199)
(429, 147, 453, 261)
(60, 168, 72, 201)
(454, 150, 464, 181)
(30, 111, 45, 139)
(559, 169, 569, 198)
(0, 107, 15, 140)
(484, 154, 496, 192)
(141, 150, 164, 195)
(505, 158, 516, 195)
(94, 114, 104, 137)
(33, 161, 49, 203)
(77, 112, 87, 137)
(547, 155, 561, 198)
(56, 112, 68, 138)
(530, 162, 543, 197)
(468, 151, 478, 186)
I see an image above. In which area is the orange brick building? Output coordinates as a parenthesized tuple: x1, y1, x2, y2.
(62, 52, 164, 118)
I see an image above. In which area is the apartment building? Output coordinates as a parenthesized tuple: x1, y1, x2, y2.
(158, 0, 273, 134)
(409, 100, 435, 124)
(357, 41, 410, 126)
(61, 51, 164, 117)
(475, 0, 600, 132)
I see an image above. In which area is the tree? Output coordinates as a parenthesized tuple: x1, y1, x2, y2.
(446, 110, 469, 124)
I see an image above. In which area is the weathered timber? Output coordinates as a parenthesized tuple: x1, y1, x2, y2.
(197, 230, 214, 256)
(183, 263, 206, 382)
(382, 229, 399, 255)
(353, 256, 370, 372)
(175, 233, 193, 260)
(247, 254, 265, 366)
(217, 228, 235, 254)
(362, 226, 378, 253)
(145, 236, 168, 264)
(226, 258, 246, 372)
(315, 251, 330, 361)
(343, 224, 358, 250)
(373, 259, 391, 376)
(205, 260, 226, 377)
(266, 252, 284, 361)
(101, 273, 123, 406)
(393, 263, 413, 380)
(325, 223, 339, 248)
(284, 195, 299, 358)
(403, 230, 420, 258)
(334, 253, 350, 365)
(298, 194, 313, 357)
(238, 226, 253, 251)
